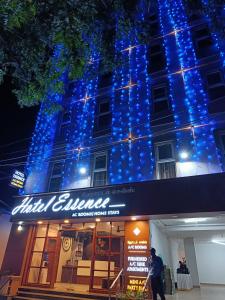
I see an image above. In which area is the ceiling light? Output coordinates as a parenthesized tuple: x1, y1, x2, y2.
(212, 239, 225, 246)
(131, 216, 137, 221)
(64, 220, 70, 224)
(17, 225, 23, 232)
(96, 218, 101, 222)
(184, 218, 207, 223)
(37, 221, 43, 224)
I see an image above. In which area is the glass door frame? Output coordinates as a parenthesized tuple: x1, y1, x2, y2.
(89, 222, 125, 293)
(23, 224, 61, 288)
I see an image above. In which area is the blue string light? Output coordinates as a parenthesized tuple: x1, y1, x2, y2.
(23, 1, 224, 194)
(109, 4, 154, 184)
(22, 45, 65, 194)
(158, 0, 221, 173)
(62, 50, 100, 190)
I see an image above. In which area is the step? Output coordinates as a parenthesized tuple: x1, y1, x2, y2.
(16, 287, 115, 300)
(14, 297, 91, 300)
(14, 297, 39, 300)
(16, 292, 98, 300)
(16, 291, 103, 300)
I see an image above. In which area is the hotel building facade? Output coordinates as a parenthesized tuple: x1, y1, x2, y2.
(2, 0, 225, 298)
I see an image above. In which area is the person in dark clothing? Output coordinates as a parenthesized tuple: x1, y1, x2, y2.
(148, 248, 166, 300)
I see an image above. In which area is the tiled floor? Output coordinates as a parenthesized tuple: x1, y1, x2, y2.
(54, 284, 225, 300)
(166, 285, 225, 300)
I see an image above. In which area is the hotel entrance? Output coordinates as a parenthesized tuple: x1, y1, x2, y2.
(23, 221, 126, 293)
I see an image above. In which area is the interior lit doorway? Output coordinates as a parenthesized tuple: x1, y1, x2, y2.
(25, 224, 60, 287)
(24, 221, 125, 293)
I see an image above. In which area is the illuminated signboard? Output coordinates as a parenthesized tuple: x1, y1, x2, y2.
(125, 221, 150, 292)
(11, 186, 136, 221)
(10, 170, 25, 189)
(12, 193, 125, 217)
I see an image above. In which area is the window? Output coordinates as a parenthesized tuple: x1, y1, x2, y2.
(92, 153, 107, 187)
(60, 110, 70, 137)
(152, 85, 169, 112)
(194, 26, 214, 58)
(218, 132, 225, 168)
(98, 72, 113, 89)
(94, 98, 111, 136)
(207, 71, 225, 100)
(148, 43, 166, 73)
(220, 133, 225, 158)
(155, 142, 176, 179)
(49, 162, 64, 192)
(148, 13, 159, 37)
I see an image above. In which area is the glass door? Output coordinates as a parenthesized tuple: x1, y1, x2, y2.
(26, 224, 60, 287)
(90, 222, 124, 292)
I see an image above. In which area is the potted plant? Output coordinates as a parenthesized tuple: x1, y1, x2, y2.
(117, 290, 146, 300)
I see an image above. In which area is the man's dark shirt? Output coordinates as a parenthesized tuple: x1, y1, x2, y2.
(149, 255, 164, 278)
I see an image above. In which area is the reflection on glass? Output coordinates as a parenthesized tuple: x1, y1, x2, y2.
(96, 222, 111, 235)
(112, 222, 125, 236)
(94, 261, 115, 277)
(28, 268, 40, 283)
(34, 238, 45, 252)
(96, 237, 109, 252)
(31, 252, 42, 267)
(36, 225, 47, 237)
(48, 224, 59, 237)
(39, 268, 49, 284)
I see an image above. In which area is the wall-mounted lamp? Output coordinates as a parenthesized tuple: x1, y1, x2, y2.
(180, 151, 189, 160)
(79, 167, 87, 175)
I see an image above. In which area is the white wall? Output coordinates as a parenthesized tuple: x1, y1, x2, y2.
(0, 214, 12, 269)
(150, 221, 171, 268)
(195, 240, 225, 285)
(176, 161, 221, 177)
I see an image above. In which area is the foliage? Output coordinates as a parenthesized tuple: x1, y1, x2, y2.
(117, 290, 146, 300)
(0, 0, 224, 108)
(0, 0, 131, 108)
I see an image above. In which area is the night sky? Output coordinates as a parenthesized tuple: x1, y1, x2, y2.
(0, 78, 38, 209)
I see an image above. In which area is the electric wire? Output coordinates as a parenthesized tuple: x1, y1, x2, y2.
(0, 114, 224, 168)
(0, 89, 224, 166)
(0, 54, 222, 162)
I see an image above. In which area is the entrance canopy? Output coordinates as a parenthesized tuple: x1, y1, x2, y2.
(11, 172, 225, 222)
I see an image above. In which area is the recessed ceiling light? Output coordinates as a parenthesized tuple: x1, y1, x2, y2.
(184, 218, 207, 223)
(212, 239, 225, 246)
(64, 220, 70, 224)
(96, 218, 101, 222)
(37, 221, 43, 224)
(131, 216, 137, 221)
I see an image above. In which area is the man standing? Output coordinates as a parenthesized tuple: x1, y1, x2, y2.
(148, 248, 166, 300)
